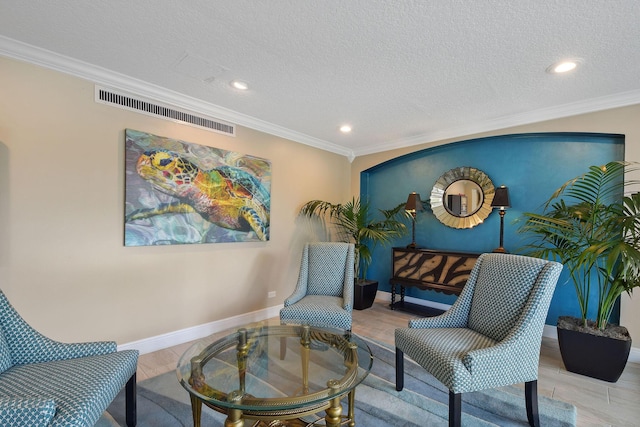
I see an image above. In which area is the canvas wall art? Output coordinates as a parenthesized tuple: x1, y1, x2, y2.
(125, 129, 271, 246)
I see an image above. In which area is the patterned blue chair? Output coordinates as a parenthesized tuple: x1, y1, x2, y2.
(395, 253, 562, 427)
(0, 290, 138, 426)
(280, 242, 355, 330)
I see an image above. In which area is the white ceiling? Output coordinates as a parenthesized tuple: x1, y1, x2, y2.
(1, 1, 640, 159)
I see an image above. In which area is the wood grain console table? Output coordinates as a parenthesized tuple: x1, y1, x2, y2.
(389, 247, 480, 315)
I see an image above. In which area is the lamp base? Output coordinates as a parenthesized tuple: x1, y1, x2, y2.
(492, 246, 508, 253)
(406, 243, 418, 249)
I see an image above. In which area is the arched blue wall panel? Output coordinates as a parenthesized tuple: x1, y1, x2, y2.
(361, 132, 624, 325)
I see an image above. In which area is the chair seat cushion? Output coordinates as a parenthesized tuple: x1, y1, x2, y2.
(279, 295, 351, 330)
(0, 350, 138, 427)
(395, 327, 496, 393)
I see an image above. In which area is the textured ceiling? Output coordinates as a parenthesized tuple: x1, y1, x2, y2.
(1, 0, 640, 158)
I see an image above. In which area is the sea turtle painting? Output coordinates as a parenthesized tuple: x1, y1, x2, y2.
(124, 129, 271, 246)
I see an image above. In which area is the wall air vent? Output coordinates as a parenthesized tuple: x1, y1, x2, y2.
(95, 86, 235, 136)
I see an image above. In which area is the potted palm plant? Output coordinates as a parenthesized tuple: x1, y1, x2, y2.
(518, 161, 640, 381)
(299, 197, 409, 309)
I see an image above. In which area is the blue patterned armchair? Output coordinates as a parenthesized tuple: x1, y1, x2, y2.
(395, 253, 562, 427)
(280, 242, 355, 330)
(0, 290, 138, 426)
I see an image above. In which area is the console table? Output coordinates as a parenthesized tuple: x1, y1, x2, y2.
(389, 247, 480, 315)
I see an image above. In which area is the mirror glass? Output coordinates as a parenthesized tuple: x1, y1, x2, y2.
(443, 180, 484, 217)
(430, 167, 495, 229)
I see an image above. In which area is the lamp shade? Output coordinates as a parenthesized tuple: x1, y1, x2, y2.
(491, 186, 511, 209)
(405, 192, 424, 212)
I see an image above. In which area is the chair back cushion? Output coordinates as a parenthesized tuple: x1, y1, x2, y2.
(306, 243, 352, 296)
(467, 253, 556, 342)
(0, 333, 12, 373)
(0, 293, 15, 372)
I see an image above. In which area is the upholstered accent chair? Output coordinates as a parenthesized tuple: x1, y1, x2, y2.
(280, 242, 355, 330)
(395, 253, 563, 427)
(0, 290, 138, 426)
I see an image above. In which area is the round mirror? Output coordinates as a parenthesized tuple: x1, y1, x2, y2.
(430, 167, 495, 229)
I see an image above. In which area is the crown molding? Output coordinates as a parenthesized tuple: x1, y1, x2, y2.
(0, 36, 354, 160)
(352, 89, 640, 157)
(2, 35, 638, 162)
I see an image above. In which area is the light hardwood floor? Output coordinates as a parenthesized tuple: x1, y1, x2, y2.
(137, 301, 640, 426)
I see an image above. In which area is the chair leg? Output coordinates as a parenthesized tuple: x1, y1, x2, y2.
(280, 336, 287, 360)
(449, 391, 461, 427)
(126, 372, 137, 427)
(395, 348, 404, 391)
(525, 380, 540, 427)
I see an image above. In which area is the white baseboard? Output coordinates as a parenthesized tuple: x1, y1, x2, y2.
(408, 297, 452, 312)
(376, 290, 452, 312)
(117, 304, 283, 355)
(376, 290, 640, 364)
(121, 293, 640, 365)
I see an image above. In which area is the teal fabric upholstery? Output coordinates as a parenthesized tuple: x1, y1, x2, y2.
(0, 290, 138, 426)
(395, 253, 563, 427)
(0, 333, 12, 373)
(280, 242, 355, 330)
(0, 397, 56, 426)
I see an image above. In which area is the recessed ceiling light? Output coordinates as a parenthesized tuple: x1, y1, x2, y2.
(546, 59, 581, 74)
(340, 125, 352, 133)
(230, 80, 249, 90)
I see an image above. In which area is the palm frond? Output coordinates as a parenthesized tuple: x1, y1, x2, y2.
(519, 161, 640, 330)
(299, 196, 408, 280)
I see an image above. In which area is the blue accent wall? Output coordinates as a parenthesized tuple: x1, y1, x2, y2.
(361, 132, 625, 325)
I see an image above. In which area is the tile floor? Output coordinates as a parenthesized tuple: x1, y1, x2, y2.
(137, 301, 640, 426)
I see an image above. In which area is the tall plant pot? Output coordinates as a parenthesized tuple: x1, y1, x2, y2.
(557, 325, 631, 382)
(354, 280, 378, 310)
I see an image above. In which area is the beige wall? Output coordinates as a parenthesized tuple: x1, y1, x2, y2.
(352, 104, 640, 342)
(4, 53, 640, 348)
(0, 56, 350, 344)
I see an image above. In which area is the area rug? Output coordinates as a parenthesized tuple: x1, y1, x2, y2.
(101, 338, 576, 426)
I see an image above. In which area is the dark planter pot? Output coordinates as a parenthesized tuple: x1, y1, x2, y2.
(557, 326, 631, 382)
(353, 280, 378, 310)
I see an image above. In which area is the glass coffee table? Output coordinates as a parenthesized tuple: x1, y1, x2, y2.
(177, 323, 372, 427)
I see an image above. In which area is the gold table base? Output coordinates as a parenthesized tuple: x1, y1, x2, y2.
(190, 390, 356, 427)
(183, 325, 366, 427)
(254, 415, 353, 426)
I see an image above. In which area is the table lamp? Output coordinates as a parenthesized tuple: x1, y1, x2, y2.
(491, 185, 511, 253)
(405, 192, 423, 249)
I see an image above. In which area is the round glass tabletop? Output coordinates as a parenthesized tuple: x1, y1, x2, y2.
(176, 323, 373, 415)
